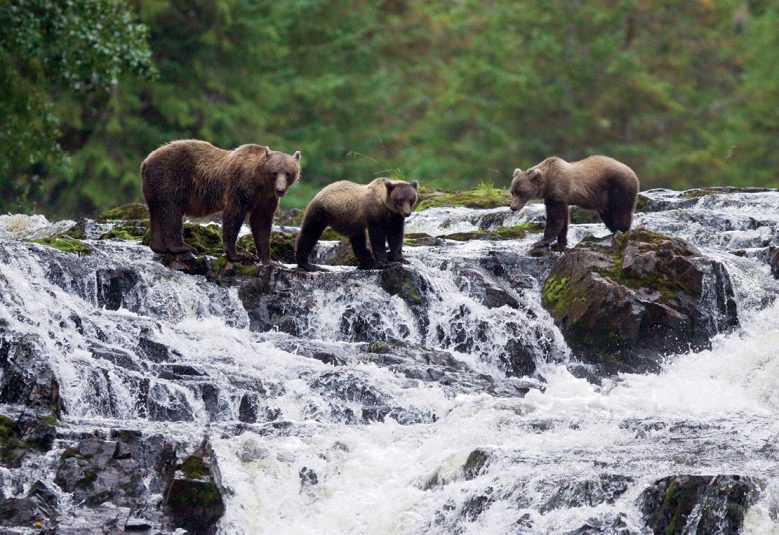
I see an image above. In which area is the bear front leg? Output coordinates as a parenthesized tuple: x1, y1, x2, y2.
(553, 204, 569, 251)
(368, 223, 391, 269)
(223, 204, 255, 262)
(533, 200, 568, 249)
(386, 216, 408, 264)
(250, 208, 281, 266)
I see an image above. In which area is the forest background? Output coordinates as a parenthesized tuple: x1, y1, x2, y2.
(1, 0, 777, 217)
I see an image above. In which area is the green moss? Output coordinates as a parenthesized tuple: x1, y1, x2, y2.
(180, 455, 210, 479)
(184, 224, 224, 255)
(31, 236, 91, 255)
(607, 229, 689, 302)
(209, 256, 260, 277)
(78, 470, 97, 488)
(99, 227, 142, 241)
(663, 481, 679, 535)
(442, 222, 543, 242)
(415, 186, 510, 211)
(97, 203, 149, 221)
(367, 341, 391, 354)
(168, 481, 222, 508)
(320, 229, 341, 241)
(542, 276, 570, 316)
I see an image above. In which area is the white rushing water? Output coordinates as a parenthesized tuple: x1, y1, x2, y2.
(0, 189, 778, 533)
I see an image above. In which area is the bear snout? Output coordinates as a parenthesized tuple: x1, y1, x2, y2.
(276, 187, 287, 197)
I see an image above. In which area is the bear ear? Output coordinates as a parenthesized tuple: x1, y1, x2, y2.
(264, 146, 272, 158)
(529, 168, 541, 181)
(293, 150, 301, 161)
(384, 179, 395, 193)
(513, 168, 522, 176)
(410, 180, 419, 191)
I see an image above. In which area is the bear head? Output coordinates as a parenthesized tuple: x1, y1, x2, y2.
(263, 146, 301, 197)
(384, 179, 419, 218)
(510, 167, 542, 211)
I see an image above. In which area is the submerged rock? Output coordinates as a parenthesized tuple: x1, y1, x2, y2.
(639, 475, 761, 535)
(542, 229, 738, 375)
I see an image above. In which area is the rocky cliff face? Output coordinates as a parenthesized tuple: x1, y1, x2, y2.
(0, 187, 777, 533)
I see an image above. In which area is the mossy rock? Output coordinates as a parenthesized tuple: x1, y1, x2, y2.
(569, 207, 602, 224)
(415, 186, 510, 211)
(209, 257, 260, 278)
(0, 413, 55, 466)
(379, 264, 427, 308)
(31, 236, 91, 256)
(98, 220, 149, 241)
(180, 454, 210, 479)
(97, 203, 149, 221)
(441, 222, 544, 242)
(542, 228, 738, 375)
(680, 186, 774, 200)
(184, 224, 224, 255)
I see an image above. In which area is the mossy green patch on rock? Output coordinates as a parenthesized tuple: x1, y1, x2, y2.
(184, 224, 224, 255)
(180, 454, 210, 479)
(96, 203, 149, 221)
(209, 257, 260, 278)
(31, 236, 91, 256)
(415, 185, 509, 211)
(98, 220, 149, 242)
(442, 222, 544, 242)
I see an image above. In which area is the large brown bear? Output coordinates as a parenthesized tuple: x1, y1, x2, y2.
(141, 140, 300, 263)
(510, 155, 639, 249)
(295, 178, 419, 271)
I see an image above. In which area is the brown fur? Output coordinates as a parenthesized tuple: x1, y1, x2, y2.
(295, 178, 419, 271)
(510, 155, 639, 248)
(141, 139, 300, 262)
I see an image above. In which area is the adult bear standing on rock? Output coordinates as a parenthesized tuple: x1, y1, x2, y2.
(510, 155, 639, 250)
(141, 140, 300, 263)
(295, 178, 419, 272)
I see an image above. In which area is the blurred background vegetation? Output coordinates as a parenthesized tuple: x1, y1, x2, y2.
(1, 0, 777, 217)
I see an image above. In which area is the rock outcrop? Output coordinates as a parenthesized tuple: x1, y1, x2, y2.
(542, 229, 739, 375)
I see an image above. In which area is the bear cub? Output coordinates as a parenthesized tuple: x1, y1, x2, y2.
(510, 155, 639, 249)
(141, 139, 300, 264)
(295, 178, 419, 271)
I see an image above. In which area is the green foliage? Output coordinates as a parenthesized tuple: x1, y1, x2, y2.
(2, 1, 778, 217)
(0, 0, 153, 212)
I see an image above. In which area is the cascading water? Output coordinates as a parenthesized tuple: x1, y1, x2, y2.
(0, 188, 777, 533)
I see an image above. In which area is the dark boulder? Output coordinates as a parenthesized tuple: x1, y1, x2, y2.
(164, 443, 225, 535)
(542, 229, 739, 375)
(639, 475, 761, 535)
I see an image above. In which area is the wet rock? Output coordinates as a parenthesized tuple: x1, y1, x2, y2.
(539, 475, 633, 512)
(451, 266, 519, 309)
(54, 438, 145, 507)
(639, 475, 761, 535)
(147, 383, 195, 422)
(462, 448, 491, 480)
(95, 268, 141, 310)
(770, 246, 779, 279)
(164, 444, 225, 535)
(0, 480, 58, 529)
(542, 229, 739, 375)
(379, 264, 429, 311)
(0, 333, 60, 411)
(0, 412, 56, 468)
(299, 466, 318, 487)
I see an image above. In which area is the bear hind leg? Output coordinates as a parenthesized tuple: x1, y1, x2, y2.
(146, 202, 167, 254)
(163, 205, 195, 255)
(349, 232, 375, 270)
(295, 211, 328, 270)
